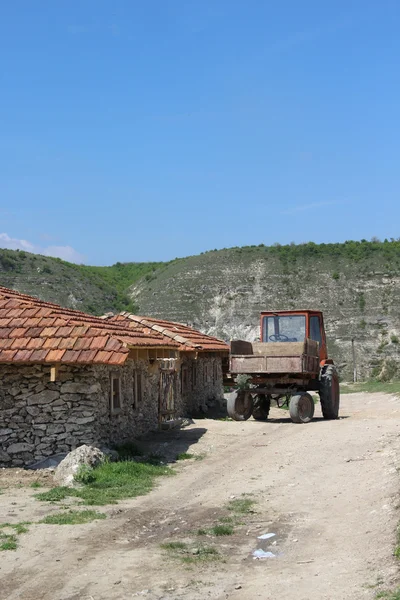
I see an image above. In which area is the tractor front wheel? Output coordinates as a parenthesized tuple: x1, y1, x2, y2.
(252, 394, 271, 420)
(227, 390, 253, 421)
(289, 393, 315, 424)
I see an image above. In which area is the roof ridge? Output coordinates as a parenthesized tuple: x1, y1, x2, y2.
(120, 312, 199, 348)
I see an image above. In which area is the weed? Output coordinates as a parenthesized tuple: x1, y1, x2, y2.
(36, 487, 71, 502)
(182, 545, 220, 564)
(161, 541, 220, 564)
(391, 335, 399, 344)
(227, 498, 256, 514)
(176, 453, 194, 461)
(161, 541, 188, 551)
(197, 528, 208, 536)
(36, 461, 172, 506)
(30, 481, 42, 489)
(210, 524, 234, 536)
(0, 522, 30, 551)
(376, 590, 400, 599)
(41, 510, 106, 525)
(74, 465, 95, 485)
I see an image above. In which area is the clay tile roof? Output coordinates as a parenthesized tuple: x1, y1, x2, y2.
(0, 286, 180, 366)
(116, 312, 229, 353)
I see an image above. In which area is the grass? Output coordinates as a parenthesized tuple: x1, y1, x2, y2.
(176, 452, 195, 460)
(197, 524, 234, 537)
(0, 522, 30, 551)
(41, 510, 106, 525)
(30, 481, 42, 488)
(340, 382, 400, 395)
(376, 590, 400, 599)
(36, 460, 172, 506)
(227, 497, 256, 514)
(161, 541, 220, 564)
(161, 541, 188, 551)
(210, 524, 234, 536)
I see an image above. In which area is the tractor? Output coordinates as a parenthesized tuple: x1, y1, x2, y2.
(225, 310, 339, 423)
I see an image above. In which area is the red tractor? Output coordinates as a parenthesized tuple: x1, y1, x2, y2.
(225, 310, 339, 424)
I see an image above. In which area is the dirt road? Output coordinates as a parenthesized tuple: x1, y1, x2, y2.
(1, 392, 400, 600)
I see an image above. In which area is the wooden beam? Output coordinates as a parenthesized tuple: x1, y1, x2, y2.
(50, 364, 60, 382)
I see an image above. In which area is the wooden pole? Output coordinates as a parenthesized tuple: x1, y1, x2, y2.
(352, 338, 357, 383)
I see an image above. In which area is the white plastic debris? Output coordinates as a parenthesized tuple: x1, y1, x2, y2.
(252, 549, 276, 559)
(257, 533, 276, 540)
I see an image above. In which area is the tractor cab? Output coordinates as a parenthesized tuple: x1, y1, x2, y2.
(260, 310, 328, 364)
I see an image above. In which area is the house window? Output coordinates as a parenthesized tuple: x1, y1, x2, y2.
(213, 362, 219, 384)
(191, 363, 197, 390)
(110, 375, 122, 414)
(132, 371, 142, 410)
(181, 366, 188, 394)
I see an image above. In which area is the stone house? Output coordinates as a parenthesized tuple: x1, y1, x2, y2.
(0, 287, 229, 467)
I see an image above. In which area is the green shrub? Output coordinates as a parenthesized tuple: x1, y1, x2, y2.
(74, 464, 95, 485)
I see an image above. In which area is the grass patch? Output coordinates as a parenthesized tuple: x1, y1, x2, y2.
(210, 524, 234, 536)
(161, 541, 188, 551)
(0, 522, 30, 551)
(341, 382, 400, 395)
(41, 510, 106, 525)
(227, 497, 256, 514)
(30, 481, 42, 489)
(161, 541, 220, 564)
(36, 460, 172, 506)
(197, 524, 234, 536)
(176, 453, 194, 461)
(376, 590, 400, 600)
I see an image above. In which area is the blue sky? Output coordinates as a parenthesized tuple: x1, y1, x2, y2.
(1, 1, 399, 265)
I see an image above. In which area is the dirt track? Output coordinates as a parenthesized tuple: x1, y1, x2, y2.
(1, 392, 400, 600)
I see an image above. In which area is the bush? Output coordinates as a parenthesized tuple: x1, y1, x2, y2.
(74, 464, 96, 485)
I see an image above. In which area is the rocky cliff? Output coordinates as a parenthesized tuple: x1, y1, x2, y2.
(130, 242, 400, 381)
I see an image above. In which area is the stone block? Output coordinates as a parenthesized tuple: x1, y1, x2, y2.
(27, 390, 59, 406)
(7, 442, 34, 454)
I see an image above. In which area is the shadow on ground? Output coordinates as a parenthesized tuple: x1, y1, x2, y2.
(136, 427, 208, 463)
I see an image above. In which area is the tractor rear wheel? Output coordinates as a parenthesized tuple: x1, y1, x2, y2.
(289, 393, 315, 424)
(252, 394, 271, 421)
(319, 364, 340, 419)
(226, 390, 253, 421)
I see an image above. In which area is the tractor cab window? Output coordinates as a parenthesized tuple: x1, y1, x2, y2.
(310, 316, 322, 346)
(262, 315, 306, 343)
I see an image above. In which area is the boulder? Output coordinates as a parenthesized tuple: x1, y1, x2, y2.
(54, 444, 106, 487)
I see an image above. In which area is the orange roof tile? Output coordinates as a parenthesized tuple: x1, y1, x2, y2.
(0, 285, 181, 366)
(114, 313, 229, 353)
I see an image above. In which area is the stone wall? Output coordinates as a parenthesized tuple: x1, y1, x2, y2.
(0, 353, 226, 467)
(0, 360, 161, 467)
(179, 353, 224, 414)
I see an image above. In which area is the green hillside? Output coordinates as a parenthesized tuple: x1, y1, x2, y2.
(0, 249, 163, 315)
(1, 239, 400, 381)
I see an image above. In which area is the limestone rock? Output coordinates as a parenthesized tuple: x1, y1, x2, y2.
(7, 442, 34, 454)
(27, 390, 59, 406)
(54, 445, 106, 488)
(0, 449, 11, 462)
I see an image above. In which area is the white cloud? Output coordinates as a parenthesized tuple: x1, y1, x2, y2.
(281, 201, 338, 216)
(0, 233, 35, 252)
(0, 232, 86, 264)
(43, 245, 85, 263)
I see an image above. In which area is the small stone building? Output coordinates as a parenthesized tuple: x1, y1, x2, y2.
(0, 287, 228, 467)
